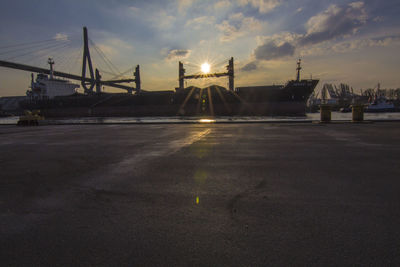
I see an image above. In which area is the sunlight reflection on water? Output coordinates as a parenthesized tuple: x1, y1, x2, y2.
(199, 119, 216, 123)
(1, 112, 400, 125)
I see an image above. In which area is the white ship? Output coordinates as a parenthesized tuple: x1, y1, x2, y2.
(26, 58, 79, 100)
(366, 83, 396, 112)
(366, 96, 395, 112)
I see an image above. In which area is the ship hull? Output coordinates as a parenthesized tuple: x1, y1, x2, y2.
(20, 80, 319, 117)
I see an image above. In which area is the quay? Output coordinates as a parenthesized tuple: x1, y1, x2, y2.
(1, 122, 400, 266)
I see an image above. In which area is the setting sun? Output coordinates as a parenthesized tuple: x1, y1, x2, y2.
(201, 63, 210, 74)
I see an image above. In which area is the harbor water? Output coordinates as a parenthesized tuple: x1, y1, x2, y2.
(1, 112, 400, 125)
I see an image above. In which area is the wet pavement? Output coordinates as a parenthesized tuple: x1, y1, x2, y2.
(1, 122, 400, 266)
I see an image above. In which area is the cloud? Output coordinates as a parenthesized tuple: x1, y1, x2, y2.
(256, 32, 301, 46)
(253, 32, 300, 60)
(241, 62, 258, 71)
(129, 6, 140, 13)
(254, 41, 295, 60)
(166, 49, 191, 60)
(294, 34, 400, 58)
(129, 7, 175, 30)
(53, 33, 68, 41)
(185, 16, 215, 29)
(216, 13, 262, 42)
(151, 10, 176, 30)
(214, 0, 231, 9)
(332, 35, 400, 53)
(250, 2, 369, 61)
(95, 38, 134, 57)
(299, 1, 367, 45)
(178, 0, 195, 12)
(237, 0, 282, 14)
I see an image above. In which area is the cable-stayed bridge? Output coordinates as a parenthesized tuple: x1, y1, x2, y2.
(0, 27, 140, 94)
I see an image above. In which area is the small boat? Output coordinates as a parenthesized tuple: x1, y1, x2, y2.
(365, 83, 398, 112)
(365, 96, 396, 112)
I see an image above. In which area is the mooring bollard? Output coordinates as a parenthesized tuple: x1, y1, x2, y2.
(320, 104, 331, 122)
(351, 104, 364, 122)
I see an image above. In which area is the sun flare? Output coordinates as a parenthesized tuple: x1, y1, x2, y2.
(201, 63, 210, 74)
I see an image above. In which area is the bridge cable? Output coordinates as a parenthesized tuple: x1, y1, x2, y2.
(6, 41, 71, 62)
(89, 42, 118, 76)
(64, 48, 82, 75)
(0, 38, 65, 51)
(9, 41, 71, 63)
(89, 38, 121, 75)
(0, 39, 68, 57)
(109, 66, 136, 80)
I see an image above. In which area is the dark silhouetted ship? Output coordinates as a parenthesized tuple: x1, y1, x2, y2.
(21, 60, 318, 117)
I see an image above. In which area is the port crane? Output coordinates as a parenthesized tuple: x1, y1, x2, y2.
(0, 27, 140, 94)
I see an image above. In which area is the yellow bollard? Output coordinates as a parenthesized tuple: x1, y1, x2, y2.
(351, 105, 364, 122)
(320, 104, 331, 123)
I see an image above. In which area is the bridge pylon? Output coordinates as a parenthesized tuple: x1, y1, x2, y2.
(81, 27, 96, 94)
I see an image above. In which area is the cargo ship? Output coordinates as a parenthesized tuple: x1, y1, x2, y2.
(20, 59, 319, 117)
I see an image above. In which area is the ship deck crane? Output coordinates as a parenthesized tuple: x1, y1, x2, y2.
(178, 57, 234, 91)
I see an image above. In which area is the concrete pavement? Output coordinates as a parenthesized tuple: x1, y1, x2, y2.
(1, 122, 400, 266)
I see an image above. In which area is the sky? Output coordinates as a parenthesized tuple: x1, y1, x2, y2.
(0, 0, 399, 96)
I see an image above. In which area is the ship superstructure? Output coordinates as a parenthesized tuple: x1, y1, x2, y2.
(236, 59, 318, 103)
(26, 58, 79, 100)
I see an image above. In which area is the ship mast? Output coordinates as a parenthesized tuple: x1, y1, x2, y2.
(48, 57, 55, 80)
(296, 58, 302, 81)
